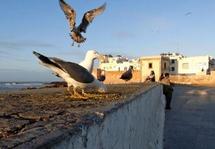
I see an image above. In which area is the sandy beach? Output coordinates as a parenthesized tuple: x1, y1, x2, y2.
(0, 83, 155, 148)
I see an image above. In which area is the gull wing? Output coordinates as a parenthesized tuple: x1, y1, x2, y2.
(51, 58, 94, 83)
(77, 3, 106, 33)
(59, 0, 76, 31)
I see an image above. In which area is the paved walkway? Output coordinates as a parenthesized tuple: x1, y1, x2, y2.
(164, 85, 215, 149)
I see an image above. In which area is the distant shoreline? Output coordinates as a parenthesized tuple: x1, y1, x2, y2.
(0, 81, 67, 92)
(0, 82, 46, 92)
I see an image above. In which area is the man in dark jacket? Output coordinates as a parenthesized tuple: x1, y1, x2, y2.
(160, 73, 173, 110)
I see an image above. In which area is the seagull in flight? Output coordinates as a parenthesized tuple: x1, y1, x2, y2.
(59, 0, 106, 47)
(185, 12, 192, 16)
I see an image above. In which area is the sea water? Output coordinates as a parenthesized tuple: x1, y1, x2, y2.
(0, 82, 45, 91)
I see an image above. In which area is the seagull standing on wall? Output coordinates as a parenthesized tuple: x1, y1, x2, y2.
(59, 0, 106, 47)
(52, 50, 104, 77)
(33, 51, 107, 98)
(97, 70, 106, 82)
(120, 66, 134, 83)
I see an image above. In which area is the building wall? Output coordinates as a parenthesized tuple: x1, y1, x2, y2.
(100, 53, 212, 78)
(98, 54, 212, 84)
(98, 56, 171, 84)
(93, 69, 215, 86)
(99, 61, 140, 72)
(51, 85, 165, 149)
(177, 56, 209, 75)
(99, 56, 140, 72)
(140, 58, 161, 82)
(93, 70, 141, 84)
(140, 56, 170, 82)
(160, 52, 184, 75)
(169, 59, 179, 74)
(170, 71, 215, 86)
(161, 58, 170, 74)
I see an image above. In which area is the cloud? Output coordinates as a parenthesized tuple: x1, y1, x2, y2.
(0, 50, 13, 59)
(0, 40, 55, 51)
(0, 49, 31, 62)
(0, 40, 56, 62)
(0, 50, 10, 55)
(185, 12, 192, 16)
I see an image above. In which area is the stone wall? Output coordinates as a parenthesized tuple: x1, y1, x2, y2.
(170, 71, 215, 86)
(94, 69, 215, 86)
(50, 85, 165, 149)
(93, 70, 141, 84)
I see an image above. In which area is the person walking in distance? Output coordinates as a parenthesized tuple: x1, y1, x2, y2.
(160, 73, 174, 110)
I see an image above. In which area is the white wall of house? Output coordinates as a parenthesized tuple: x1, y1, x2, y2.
(99, 56, 140, 71)
(100, 53, 213, 76)
(178, 56, 210, 75)
(161, 53, 212, 75)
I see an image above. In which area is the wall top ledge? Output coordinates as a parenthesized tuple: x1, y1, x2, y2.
(0, 83, 160, 148)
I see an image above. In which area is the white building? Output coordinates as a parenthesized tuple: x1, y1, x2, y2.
(161, 52, 212, 75)
(160, 53, 184, 74)
(209, 57, 215, 71)
(178, 56, 210, 75)
(99, 52, 214, 76)
(99, 55, 140, 71)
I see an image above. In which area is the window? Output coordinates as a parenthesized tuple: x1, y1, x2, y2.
(182, 63, 189, 69)
(171, 67, 175, 71)
(148, 63, 153, 69)
(164, 62, 167, 70)
(171, 59, 175, 64)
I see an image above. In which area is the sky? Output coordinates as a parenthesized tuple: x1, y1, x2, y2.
(0, 0, 215, 82)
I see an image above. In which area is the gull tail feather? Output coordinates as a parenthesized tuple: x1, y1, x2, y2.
(33, 51, 62, 70)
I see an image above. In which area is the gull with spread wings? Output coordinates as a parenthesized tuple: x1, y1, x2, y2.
(59, 0, 106, 47)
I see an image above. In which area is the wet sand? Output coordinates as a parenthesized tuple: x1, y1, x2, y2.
(0, 83, 155, 148)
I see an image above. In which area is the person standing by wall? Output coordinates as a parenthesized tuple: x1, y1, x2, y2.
(159, 73, 165, 81)
(160, 73, 174, 110)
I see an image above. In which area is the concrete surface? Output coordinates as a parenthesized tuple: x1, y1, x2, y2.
(51, 85, 165, 149)
(164, 85, 215, 149)
(0, 83, 153, 148)
(0, 83, 166, 148)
